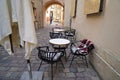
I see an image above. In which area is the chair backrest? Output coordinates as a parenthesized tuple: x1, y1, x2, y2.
(64, 29, 76, 36)
(79, 39, 91, 48)
(37, 46, 63, 62)
(38, 49, 48, 60)
(49, 32, 62, 39)
(52, 27, 62, 32)
(37, 47, 49, 61)
(78, 39, 94, 53)
(87, 43, 94, 53)
(37, 47, 56, 62)
(81, 39, 88, 44)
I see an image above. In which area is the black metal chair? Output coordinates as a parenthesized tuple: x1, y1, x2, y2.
(52, 27, 62, 32)
(69, 39, 94, 67)
(49, 32, 62, 39)
(52, 44, 69, 61)
(37, 46, 64, 80)
(64, 29, 76, 42)
(49, 32, 68, 61)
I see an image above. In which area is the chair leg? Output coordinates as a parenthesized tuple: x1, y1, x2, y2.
(64, 50, 67, 61)
(81, 56, 84, 63)
(67, 53, 70, 60)
(69, 55, 75, 67)
(67, 51, 72, 61)
(60, 59, 65, 68)
(56, 63, 58, 69)
(84, 56, 88, 67)
(54, 49, 56, 52)
(38, 60, 42, 71)
(60, 49, 67, 61)
(51, 64, 53, 80)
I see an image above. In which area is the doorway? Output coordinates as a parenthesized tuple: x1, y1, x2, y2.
(45, 4, 64, 26)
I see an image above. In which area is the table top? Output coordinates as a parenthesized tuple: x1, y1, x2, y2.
(54, 28, 64, 32)
(49, 38, 70, 45)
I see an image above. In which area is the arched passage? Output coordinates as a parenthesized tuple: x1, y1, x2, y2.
(43, 1, 64, 27)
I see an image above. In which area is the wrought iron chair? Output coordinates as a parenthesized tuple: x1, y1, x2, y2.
(64, 29, 76, 42)
(37, 46, 64, 80)
(49, 32, 62, 39)
(49, 32, 68, 61)
(69, 39, 94, 67)
(52, 27, 62, 32)
(52, 44, 69, 61)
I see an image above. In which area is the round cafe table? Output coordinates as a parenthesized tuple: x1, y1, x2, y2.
(49, 38, 70, 61)
(53, 28, 64, 33)
(49, 38, 70, 46)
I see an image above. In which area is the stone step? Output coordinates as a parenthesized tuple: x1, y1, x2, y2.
(20, 71, 43, 80)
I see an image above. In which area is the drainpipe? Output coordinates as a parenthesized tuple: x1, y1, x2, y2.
(41, 0, 44, 28)
(70, 17, 72, 30)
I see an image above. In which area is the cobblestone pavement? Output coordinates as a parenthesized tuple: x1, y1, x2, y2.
(0, 25, 101, 80)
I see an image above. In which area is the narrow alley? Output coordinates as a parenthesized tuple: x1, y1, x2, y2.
(0, 0, 120, 80)
(0, 25, 100, 80)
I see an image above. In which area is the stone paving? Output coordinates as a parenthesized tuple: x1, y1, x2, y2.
(0, 25, 101, 80)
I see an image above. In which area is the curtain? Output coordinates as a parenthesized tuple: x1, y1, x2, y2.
(15, 0, 37, 59)
(0, 0, 13, 55)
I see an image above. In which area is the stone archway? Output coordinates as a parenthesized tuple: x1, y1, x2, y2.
(43, 0, 64, 27)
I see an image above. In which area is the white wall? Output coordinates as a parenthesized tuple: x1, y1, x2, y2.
(64, 0, 72, 27)
(64, 0, 120, 80)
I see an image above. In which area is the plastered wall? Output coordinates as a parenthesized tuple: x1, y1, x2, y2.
(64, 0, 120, 80)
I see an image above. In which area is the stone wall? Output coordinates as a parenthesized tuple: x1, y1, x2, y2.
(64, 0, 120, 80)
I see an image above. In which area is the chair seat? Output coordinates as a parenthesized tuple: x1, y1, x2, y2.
(71, 46, 79, 53)
(65, 33, 74, 36)
(71, 46, 87, 55)
(52, 44, 69, 61)
(49, 32, 62, 39)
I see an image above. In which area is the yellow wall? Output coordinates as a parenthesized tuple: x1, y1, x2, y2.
(64, 0, 120, 80)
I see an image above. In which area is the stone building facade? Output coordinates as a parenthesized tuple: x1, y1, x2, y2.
(32, 0, 64, 28)
(64, 0, 120, 80)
